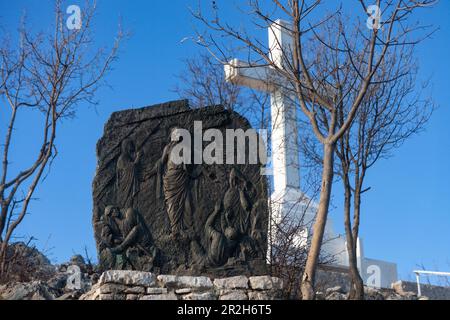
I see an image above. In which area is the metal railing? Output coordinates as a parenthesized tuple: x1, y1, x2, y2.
(413, 270, 450, 297)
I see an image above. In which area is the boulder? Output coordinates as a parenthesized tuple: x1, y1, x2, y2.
(0, 281, 57, 300)
(213, 276, 249, 289)
(157, 275, 213, 290)
(140, 292, 178, 300)
(219, 290, 248, 300)
(249, 276, 283, 290)
(181, 291, 217, 300)
(99, 270, 156, 287)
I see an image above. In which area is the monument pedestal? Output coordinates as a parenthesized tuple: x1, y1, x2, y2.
(80, 270, 284, 301)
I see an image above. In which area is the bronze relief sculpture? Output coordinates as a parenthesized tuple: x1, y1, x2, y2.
(92, 100, 268, 276)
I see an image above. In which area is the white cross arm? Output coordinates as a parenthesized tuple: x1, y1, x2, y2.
(224, 58, 278, 93)
(225, 58, 317, 104)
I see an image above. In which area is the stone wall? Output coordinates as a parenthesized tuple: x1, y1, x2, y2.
(80, 271, 283, 300)
(392, 281, 450, 300)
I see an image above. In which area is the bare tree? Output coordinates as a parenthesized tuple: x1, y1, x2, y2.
(191, 0, 435, 299)
(333, 45, 434, 299)
(0, 1, 123, 279)
(301, 44, 435, 298)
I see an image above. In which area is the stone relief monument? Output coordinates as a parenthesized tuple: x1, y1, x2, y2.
(92, 100, 269, 277)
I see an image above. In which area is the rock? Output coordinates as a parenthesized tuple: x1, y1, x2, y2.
(55, 292, 82, 300)
(126, 294, 140, 300)
(385, 293, 405, 300)
(58, 264, 68, 273)
(99, 283, 128, 294)
(140, 292, 178, 300)
(315, 292, 326, 300)
(219, 290, 248, 300)
(325, 291, 346, 300)
(157, 275, 213, 290)
(214, 276, 249, 289)
(364, 287, 384, 301)
(248, 291, 272, 300)
(99, 293, 126, 300)
(391, 281, 417, 298)
(182, 292, 217, 300)
(99, 270, 156, 287)
(124, 286, 146, 294)
(0, 281, 57, 300)
(249, 276, 283, 291)
(79, 283, 101, 300)
(325, 286, 344, 295)
(391, 281, 407, 295)
(147, 287, 168, 294)
(3, 243, 56, 283)
(47, 273, 68, 291)
(175, 288, 192, 294)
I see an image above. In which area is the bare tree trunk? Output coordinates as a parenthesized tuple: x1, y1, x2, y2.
(344, 208, 364, 300)
(340, 164, 365, 300)
(301, 142, 335, 300)
(348, 183, 364, 299)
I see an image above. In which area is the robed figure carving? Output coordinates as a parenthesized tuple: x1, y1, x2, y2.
(147, 128, 202, 239)
(116, 139, 141, 208)
(223, 168, 251, 237)
(205, 202, 239, 267)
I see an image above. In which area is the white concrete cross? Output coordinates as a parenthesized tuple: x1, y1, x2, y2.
(224, 19, 302, 202)
(225, 20, 311, 264)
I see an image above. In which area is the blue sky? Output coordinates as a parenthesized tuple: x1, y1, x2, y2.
(0, 1, 449, 282)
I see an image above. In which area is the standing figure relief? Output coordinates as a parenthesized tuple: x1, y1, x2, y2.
(145, 128, 203, 240)
(116, 139, 141, 209)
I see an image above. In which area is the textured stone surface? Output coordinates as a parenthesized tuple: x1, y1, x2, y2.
(99, 293, 126, 300)
(79, 271, 285, 301)
(249, 276, 283, 290)
(325, 291, 346, 300)
(99, 283, 128, 294)
(157, 275, 213, 289)
(79, 283, 101, 300)
(248, 291, 271, 300)
(0, 281, 57, 300)
(219, 290, 248, 300)
(124, 286, 146, 294)
(93, 100, 269, 277)
(214, 276, 249, 289)
(175, 288, 192, 294)
(140, 292, 178, 300)
(147, 287, 168, 294)
(99, 270, 156, 287)
(325, 286, 344, 296)
(364, 287, 385, 300)
(181, 292, 217, 300)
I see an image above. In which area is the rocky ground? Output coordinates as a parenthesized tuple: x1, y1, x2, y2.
(0, 243, 429, 300)
(317, 284, 429, 300)
(0, 242, 98, 300)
